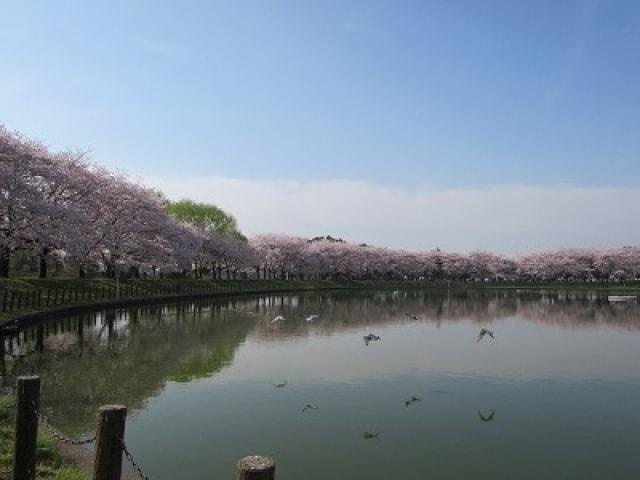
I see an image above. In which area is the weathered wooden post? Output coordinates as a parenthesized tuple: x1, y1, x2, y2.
(13, 376, 41, 480)
(93, 405, 127, 480)
(0, 337, 5, 380)
(35, 325, 44, 353)
(236, 456, 275, 480)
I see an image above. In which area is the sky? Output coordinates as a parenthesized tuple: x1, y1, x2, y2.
(1, 0, 639, 253)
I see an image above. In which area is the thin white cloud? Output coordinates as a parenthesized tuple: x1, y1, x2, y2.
(145, 175, 640, 255)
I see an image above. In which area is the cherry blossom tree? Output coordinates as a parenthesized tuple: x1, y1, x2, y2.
(0, 125, 87, 277)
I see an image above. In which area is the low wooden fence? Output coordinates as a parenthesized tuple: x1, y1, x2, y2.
(7, 376, 275, 480)
(1, 283, 238, 315)
(0, 281, 300, 316)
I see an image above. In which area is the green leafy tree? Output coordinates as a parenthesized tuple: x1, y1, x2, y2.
(166, 199, 246, 241)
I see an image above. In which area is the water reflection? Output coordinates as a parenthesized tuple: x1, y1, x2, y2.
(477, 410, 496, 422)
(1, 290, 640, 479)
(2, 302, 255, 433)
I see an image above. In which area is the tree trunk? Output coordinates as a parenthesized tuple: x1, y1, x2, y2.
(105, 264, 115, 279)
(0, 248, 9, 278)
(39, 255, 48, 279)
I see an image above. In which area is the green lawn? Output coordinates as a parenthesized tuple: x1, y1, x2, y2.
(0, 395, 88, 480)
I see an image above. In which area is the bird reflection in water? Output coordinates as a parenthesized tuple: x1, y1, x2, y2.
(477, 410, 496, 422)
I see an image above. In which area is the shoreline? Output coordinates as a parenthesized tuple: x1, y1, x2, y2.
(1, 278, 639, 333)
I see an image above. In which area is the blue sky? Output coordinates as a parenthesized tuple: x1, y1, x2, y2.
(1, 1, 639, 251)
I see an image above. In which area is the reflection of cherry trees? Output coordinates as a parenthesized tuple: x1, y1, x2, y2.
(247, 290, 640, 341)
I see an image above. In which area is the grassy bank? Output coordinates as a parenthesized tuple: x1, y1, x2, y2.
(0, 277, 357, 323)
(1, 276, 639, 324)
(0, 395, 88, 480)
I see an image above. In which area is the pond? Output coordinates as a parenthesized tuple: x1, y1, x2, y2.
(2, 289, 640, 479)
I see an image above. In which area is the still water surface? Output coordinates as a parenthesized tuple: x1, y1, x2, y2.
(2, 290, 640, 479)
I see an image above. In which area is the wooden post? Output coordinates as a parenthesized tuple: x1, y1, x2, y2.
(93, 405, 127, 480)
(36, 325, 44, 353)
(236, 456, 275, 480)
(0, 337, 5, 378)
(13, 376, 40, 480)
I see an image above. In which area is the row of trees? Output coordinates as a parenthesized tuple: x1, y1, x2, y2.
(0, 125, 252, 279)
(250, 235, 640, 282)
(1, 124, 639, 282)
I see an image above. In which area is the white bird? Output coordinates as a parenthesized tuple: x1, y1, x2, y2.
(305, 315, 319, 322)
(271, 315, 286, 324)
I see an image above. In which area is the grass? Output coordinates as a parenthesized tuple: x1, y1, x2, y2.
(0, 394, 88, 480)
(0, 277, 359, 322)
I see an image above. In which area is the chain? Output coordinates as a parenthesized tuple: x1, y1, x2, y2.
(121, 440, 150, 480)
(32, 402, 96, 446)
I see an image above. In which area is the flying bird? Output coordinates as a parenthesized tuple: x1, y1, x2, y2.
(477, 328, 495, 342)
(363, 432, 380, 440)
(477, 410, 496, 422)
(305, 315, 319, 322)
(273, 381, 288, 388)
(302, 404, 319, 413)
(363, 333, 382, 346)
(271, 315, 286, 324)
(404, 396, 421, 407)
(405, 312, 419, 320)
